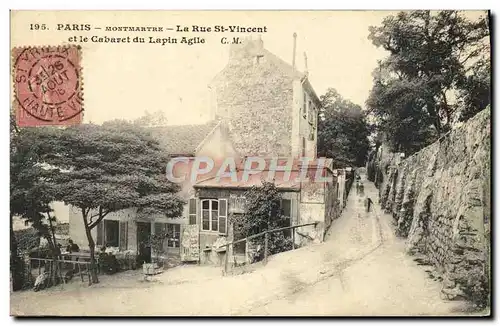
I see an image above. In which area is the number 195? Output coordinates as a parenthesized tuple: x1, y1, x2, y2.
(30, 24, 47, 30)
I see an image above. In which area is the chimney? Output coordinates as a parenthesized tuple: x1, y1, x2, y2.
(292, 33, 297, 72)
(304, 52, 309, 77)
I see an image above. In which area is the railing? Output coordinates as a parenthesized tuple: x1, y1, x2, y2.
(218, 221, 319, 274)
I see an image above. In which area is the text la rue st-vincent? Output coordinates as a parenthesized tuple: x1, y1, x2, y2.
(64, 24, 268, 46)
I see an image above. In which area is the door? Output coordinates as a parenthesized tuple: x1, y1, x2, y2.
(136, 222, 151, 264)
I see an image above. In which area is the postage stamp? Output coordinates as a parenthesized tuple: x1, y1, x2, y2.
(12, 45, 83, 127)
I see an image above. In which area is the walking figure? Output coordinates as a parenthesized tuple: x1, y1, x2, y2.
(358, 182, 364, 196)
(366, 197, 373, 212)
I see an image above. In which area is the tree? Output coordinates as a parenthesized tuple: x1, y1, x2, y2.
(10, 118, 63, 289)
(367, 10, 490, 154)
(456, 58, 491, 122)
(318, 88, 371, 168)
(231, 182, 292, 260)
(33, 121, 185, 283)
(366, 78, 437, 154)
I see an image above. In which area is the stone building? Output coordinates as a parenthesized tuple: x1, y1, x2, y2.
(208, 34, 321, 159)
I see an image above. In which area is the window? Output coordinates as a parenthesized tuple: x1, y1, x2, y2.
(302, 137, 306, 157)
(154, 223, 180, 248)
(302, 92, 307, 117)
(188, 198, 197, 225)
(24, 220, 30, 226)
(201, 199, 228, 234)
(167, 224, 181, 248)
(104, 220, 119, 247)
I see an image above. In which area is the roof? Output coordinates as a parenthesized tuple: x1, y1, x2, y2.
(149, 121, 220, 156)
(194, 170, 301, 191)
(262, 48, 305, 80)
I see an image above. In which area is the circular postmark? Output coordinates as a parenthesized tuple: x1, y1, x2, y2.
(13, 45, 83, 126)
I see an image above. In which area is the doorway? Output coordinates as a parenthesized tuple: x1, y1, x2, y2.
(136, 222, 152, 264)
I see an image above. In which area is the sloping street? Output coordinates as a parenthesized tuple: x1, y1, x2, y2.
(10, 175, 470, 316)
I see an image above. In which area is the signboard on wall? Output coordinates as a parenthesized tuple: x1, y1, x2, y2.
(180, 225, 200, 262)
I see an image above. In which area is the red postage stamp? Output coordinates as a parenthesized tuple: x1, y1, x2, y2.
(12, 45, 83, 127)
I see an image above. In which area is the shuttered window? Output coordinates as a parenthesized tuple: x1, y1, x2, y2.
(188, 198, 197, 225)
(219, 199, 228, 235)
(104, 220, 119, 247)
(201, 199, 228, 235)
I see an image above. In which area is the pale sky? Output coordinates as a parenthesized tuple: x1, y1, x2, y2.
(10, 10, 486, 125)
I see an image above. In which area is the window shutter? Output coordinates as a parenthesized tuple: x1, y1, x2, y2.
(218, 199, 228, 235)
(281, 199, 292, 237)
(96, 220, 104, 247)
(303, 92, 307, 117)
(188, 198, 197, 225)
(119, 221, 128, 251)
(282, 199, 291, 218)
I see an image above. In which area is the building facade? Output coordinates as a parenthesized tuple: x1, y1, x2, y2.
(209, 35, 320, 159)
(68, 121, 238, 263)
(68, 35, 351, 267)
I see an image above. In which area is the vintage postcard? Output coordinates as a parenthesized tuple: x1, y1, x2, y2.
(9, 10, 491, 317)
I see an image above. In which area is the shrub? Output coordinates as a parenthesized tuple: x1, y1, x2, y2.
(456, 266, 490, 309)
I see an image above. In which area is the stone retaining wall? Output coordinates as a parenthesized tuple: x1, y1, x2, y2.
(368, 107, 491, 307)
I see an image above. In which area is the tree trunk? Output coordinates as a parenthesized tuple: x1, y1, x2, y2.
(163, 238, 168, 268)
(46, 212, 62, 286)
(47, 212, 60, 256)
(82, 209, 99, 284)
(10, 214, 24, 291)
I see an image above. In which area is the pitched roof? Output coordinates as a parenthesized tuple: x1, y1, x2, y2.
(149, 121, 219, 156)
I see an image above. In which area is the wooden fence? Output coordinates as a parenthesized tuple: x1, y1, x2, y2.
(218, 221, 319, 274)
(29, 257, 94, 285)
